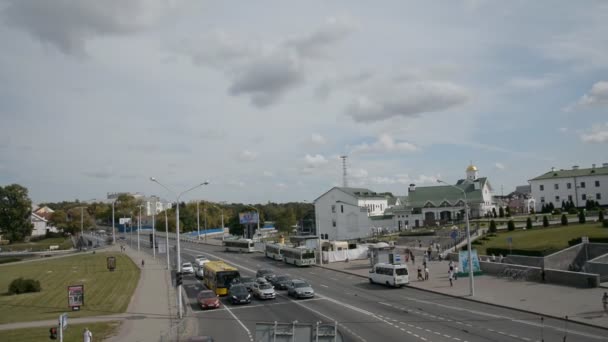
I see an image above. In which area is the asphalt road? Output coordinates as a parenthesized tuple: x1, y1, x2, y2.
(133, 234, 608, 342)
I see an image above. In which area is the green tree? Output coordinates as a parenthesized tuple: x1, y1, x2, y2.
(561, 214, 568, 226)
(492, 207, 497, 218)
(543, 215, 549, 227)
(505, 206, 511, 217)
(526, 217, 532, 230)
(578, 210, 586, 224)
(489, 220, 497, 233)
(599, 210, 605, 222)
(275, 208, 297, 233)
(507, 220, 515, 231)
(499, 206, 505, 218)
(0, 184, 34, 242)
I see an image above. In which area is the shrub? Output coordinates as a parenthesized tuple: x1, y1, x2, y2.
(598, 210, 604, 222)
(526, 217, 532, 230)
(8, 278, 41, 295)
(553, 208, 562, 215)
(561, 214, 568, 226)
(486, 247, 554, 257)
(489, 220, 497, 233)
(603, 219, 608, 228)
(543, 216, 549, 227)
(507, 220, 515, 231)
(579, 211, 586, 224)
(568, 208, 579, 215)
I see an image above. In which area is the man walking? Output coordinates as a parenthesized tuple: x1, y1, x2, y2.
(83, 327, 92, 342)
(602, 292, 608, 315)
(424, 266, 429, 280)
(448, 270, 453, 287)
(454, 265, 458, 280)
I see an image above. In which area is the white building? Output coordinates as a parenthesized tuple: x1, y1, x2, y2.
(106, 192, 171, 216)
(529, 163, 608, 211)
(314, 187, 395, 241)
(31, 212, 48, 236)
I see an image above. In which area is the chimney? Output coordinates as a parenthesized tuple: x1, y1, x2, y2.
(408, 184, 416, 192)
(572, 165, 579, 170)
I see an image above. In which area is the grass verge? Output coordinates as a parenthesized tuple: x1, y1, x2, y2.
(5, 237, 74, 252)
(0, 252, 139, 324)
(0, 321, 120, 342)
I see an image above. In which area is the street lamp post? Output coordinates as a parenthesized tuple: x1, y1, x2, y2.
(151, 201, 156, 260)
(196, 201, 201, 240)
(204, 205, 208, 242)
(164, 206, 170, 271)
(437, 179, 475, 297)
(111, 201, 116, 245)
(151, 177, 209, 319)
(137, 205, 143, 254)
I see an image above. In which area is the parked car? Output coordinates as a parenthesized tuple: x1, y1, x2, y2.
(287, 280, 315, 299)
(228, 284, 251, 305)
(256, 268, 276, 281)
(269, 275, 292, 290)
(181, 262, 194, 274)
(239, 276, 256, 291)
(252, 282, 276, 300)
(197, 290, 221, 310)
(194, 255, 210, 267)
(194, 265, 204, 279)
(256, 277, 269, 285)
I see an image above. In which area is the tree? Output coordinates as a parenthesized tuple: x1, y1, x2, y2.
(579, 210, 586, 224)
(275, 208, 296, 232)
(548, 202, 555, 212)
(0, 184, 34, 242)
(543, 215, 549, 227)
(489, 220, 497, 233)
(492, 207, 497, 218)
(526, 217, 532, 230)
(499, 206, 505, 218)
(600, 210, 605, 222)
(561, 200, 566, 209)
(505, 206, 511, 217)
(561, 214, 568, 226)
(541, 203, 547, 213)
(507, 220, 515, 231)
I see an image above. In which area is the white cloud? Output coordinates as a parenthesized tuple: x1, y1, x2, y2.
(350, 168, 368, 179)
(346, 80, 470, 123)
(494, 162, 506, 170)
(284, 16, 355, 59)
(227, 180, 245, 187)
(263, 171, 274, 177)
(238, 150, 258, 162)
(369, 173, 439, 186)
(506, 75, 555, 89)
(311, 133, 326, 145)
(303, 154, 328, 168)
(577, 81, 608, 107)
(370, 176, 396, 185)
(581, 123, 608, 143)
(558, 127, 568, 133)
(352, 134, 418, 154)
(276, 183, 288, 190)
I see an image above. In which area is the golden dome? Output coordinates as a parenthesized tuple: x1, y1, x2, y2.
(466, 164, 478, 172)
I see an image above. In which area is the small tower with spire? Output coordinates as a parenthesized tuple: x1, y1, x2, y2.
(466, 161, 478, 181)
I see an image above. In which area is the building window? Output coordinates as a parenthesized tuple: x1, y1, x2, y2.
(568, 195, 572, 202)
(567, 183, 572, 189)
(596, 181, 600, 187)
(581, 182, 586, 188)
(597, 193, 602, 200)
(540, 185, 544, 191)
(582, 194, 587, 201)
(554, 184, 559, 190)
(555, 196, 560, 202)
(331, 205, 336, 213)
(540, 197, 545, 203)
(332, 220, 336, 227)
(341, 205, 344, 213)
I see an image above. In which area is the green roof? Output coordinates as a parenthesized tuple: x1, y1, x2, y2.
(530, 166, 608, 181)
(338, 187, 393, 199)
(408, 178, 488, 208)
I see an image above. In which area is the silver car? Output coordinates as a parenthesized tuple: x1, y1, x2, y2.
(287, 279, 314, 299)
(252, 282, 276, 300)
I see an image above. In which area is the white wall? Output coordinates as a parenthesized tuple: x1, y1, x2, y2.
(315, 188, 373, 240)
(530, 173, 608, 211)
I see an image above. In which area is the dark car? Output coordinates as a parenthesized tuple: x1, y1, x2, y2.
(256, 269, 276, 281)
(269, 275, 292, 290)
(228, 284, 251, 305)
(287, 279, 315, 299)
(230, 276, 256, 292)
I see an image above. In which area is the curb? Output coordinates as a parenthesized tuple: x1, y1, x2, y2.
(313, 265, 608, 331)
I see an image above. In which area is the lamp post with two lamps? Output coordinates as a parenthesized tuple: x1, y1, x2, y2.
(437, 179, 475, 297)
(150, 177, 209, 319)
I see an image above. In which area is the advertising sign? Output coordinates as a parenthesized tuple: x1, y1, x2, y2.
(458, 250, 481, 274)
(107, 257, 116, 272)
(119, 218, 131, 225)
(239, 212, 259, 224)
(158, 241, 166, 254)
(60, 313, 68, 329)
(67, 285, 84, 311)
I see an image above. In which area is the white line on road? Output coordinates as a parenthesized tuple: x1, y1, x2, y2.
(223, 303, 253, 342)
(320, 284, 329, 288)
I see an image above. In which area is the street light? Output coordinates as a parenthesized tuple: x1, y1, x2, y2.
(164, 205, 171, 271)
(137, 204, 145, 254)
(437, 179, 474, 297)
(150, 177, 209, 319)
(111, 200, 116, 245)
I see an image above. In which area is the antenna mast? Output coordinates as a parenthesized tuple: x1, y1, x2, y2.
(340, 155, 348, 187)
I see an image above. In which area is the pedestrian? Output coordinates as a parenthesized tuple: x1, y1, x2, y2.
(603, 292, 608, 315)
(405, 254, 409, 263)
(541, 265, 546, 282)
(141, 259, 145, 268)
(424, 267, 429, 280)
(448, 270, 453, 287)
(417, 266, 424, 281)
(419, 241, 422, 248)
(423, 260, 427, 270)
(491, 253, 496, 262)
(454, 265, 458, 280)
(448, 260, 454, 273)
(499, 254, 504, 263)
(412, 254, 415, 264)
(83, 327, 92, 342)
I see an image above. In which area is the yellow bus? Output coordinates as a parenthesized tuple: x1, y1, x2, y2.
(203, 261, 240, 296)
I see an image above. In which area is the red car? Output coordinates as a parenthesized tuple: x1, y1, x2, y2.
(197, 290, 221, 310)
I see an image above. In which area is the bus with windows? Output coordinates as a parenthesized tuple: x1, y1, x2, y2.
(368, 263, 409, 287)
(223, 238, 255, 253)
(281, 246, 316, 266)
(203, 261, 241, 296)
(265, 243, 284, 261)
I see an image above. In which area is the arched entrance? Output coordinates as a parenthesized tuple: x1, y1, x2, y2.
(424, 212, 436, 226)
(439, 211, 452, 223)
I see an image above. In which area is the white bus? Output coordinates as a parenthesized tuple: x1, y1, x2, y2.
(265, 243, 284, 261)
(223, 239, 255, 253)
(368, 263, 409, 287)
(282, 246, 316, 266)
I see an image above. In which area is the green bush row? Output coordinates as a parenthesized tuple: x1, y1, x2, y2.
(8, 278, 41, 295)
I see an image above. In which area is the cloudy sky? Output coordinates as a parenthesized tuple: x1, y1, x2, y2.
(1, 0, 607, 204)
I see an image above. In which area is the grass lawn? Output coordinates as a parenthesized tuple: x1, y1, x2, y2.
(4, 237, 74, 252)
(0, 321, 120, 342)
(0, 252, 139, 324)
(473, 222, 608, 255)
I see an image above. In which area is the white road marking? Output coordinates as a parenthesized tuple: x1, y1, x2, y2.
(320, 284, 329, 288)
(223, 303, 253, 342)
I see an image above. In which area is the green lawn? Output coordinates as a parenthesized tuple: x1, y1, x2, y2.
(0, 252, 140, 324)
(4, 237, 74, 252)
(0, 321, 120, 342)
(473, 223, 608, 255)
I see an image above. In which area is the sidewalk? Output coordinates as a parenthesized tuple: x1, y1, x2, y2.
(318, 258, 608, 330)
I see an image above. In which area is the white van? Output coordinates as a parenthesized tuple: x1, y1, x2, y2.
(368, 263, 409, 287)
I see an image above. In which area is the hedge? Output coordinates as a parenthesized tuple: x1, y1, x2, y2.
(8, 278, 41, 295)
(399, 230, 436, 237)
(485, 247, 556, 257)
(568, 237, 608, 246)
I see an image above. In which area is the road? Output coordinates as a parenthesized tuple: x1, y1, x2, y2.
(132, 234, 608, 342)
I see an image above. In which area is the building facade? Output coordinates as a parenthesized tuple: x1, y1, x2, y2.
(529, 163, 608, 211)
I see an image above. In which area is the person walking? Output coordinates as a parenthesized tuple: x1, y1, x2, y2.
(454, 265, 459, 280)
(141, 259, 145, 268)
(424, 266, 429, 280)
(417, 266, 424, 281)
(603, 292, 608, 315)
(448, 270, 453, 287)
(83, 327, 92, 342)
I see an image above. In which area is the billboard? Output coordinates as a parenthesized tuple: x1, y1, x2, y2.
(68, 285, 84, 310)
(239, 212, 259, 224)
(458, 250, 481, 273)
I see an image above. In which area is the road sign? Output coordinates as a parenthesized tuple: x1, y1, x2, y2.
(450, 230, 459, 240)
(158, 242, 166, 254)
(67, 285, 84, 311)
(59, 313, 68, 329)
(506, 237, 513, 244)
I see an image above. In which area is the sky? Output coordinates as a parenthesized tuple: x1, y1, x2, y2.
(0, 0, 607, 205)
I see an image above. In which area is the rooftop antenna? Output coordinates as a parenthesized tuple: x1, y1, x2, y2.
(340, 155, 348, 187)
